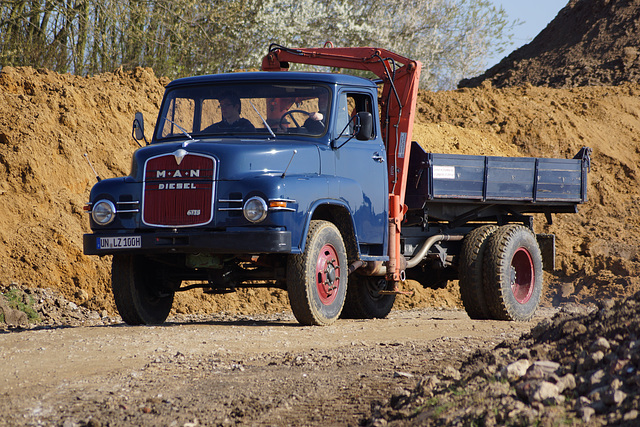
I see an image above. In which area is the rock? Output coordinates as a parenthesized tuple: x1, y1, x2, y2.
(590, 337, 611, 353)
(623, 410, 639, 421)
(531, 360, 560, 375)
(534, 381, 561, 403)
(578, 406, 596, 423)
(441, 365, 461, 381)
(393, 371, 414, 379)
(602, 388, 627, 406)
(0, 298, 29, 326)
(587, 350, 605, 368)
(516, 380, 560, 403)
(415, 375, 440, 397)
(524, 365, 547, 381)
(501, 359, 531, 382)
(610, 378, 623, 390)
(75, 289, 89, 303)
(562, 320, 587, 335)
(590, 369, 607, 387)
(555, 374, 576, 394)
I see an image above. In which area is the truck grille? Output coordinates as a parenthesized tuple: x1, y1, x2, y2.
(142, 152, 216, 227)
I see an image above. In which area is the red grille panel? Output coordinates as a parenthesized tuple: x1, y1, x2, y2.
(142, 153, 216, 227)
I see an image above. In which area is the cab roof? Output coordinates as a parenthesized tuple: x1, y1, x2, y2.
(165, 71, 378, 89)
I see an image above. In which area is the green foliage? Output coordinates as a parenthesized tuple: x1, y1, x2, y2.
(0, 0, 518, 90)
(1, 289, 40, 323)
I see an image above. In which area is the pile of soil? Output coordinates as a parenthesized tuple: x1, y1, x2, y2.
(0, 66, 167, 314)
(459, 0, 640, 88)
(1, 63, 639, 317)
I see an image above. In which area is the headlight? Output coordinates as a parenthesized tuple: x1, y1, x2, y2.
(91, 199, 116, 225)
(243, 196, 267, 223)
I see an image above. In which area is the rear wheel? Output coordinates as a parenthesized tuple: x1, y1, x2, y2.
(341, 275, 395, 319)
(483, 225, 543, 321)
(112, 254, 175, 325)
(458, 225, 498, 319)
(287, 220, 348, 325)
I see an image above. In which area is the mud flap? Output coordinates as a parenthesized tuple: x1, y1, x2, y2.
(536, 234, 555, 272)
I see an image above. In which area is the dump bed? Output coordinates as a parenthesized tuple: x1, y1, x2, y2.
(405, 142, 591, 223)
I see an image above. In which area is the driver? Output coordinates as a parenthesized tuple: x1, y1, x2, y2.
(207, 91, 255, 132)
(303, 91, 329, 134)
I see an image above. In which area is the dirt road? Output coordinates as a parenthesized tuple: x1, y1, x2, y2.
(0, 307, 553, 426)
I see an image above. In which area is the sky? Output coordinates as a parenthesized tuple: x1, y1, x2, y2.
(486, 1, 568, 67)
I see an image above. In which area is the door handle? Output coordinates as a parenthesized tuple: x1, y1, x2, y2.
(372, 152, 385, 163)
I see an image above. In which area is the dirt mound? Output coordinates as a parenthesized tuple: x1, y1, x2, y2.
(1, 65, 639, 317)
(460, 0, 640, 89)
(368, 289, 640, 425)
(0, 66, 168, 313)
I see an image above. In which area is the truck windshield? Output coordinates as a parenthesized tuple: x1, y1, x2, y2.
(156, 83, 331, 140)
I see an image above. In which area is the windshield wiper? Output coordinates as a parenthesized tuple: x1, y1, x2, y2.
(162, 117, 194, 140)
(248, 100, 276, 138)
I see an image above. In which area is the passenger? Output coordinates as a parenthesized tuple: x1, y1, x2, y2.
(207, 91, 255, 132)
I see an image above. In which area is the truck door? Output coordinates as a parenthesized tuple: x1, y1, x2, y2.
(334, 91, 388, 257)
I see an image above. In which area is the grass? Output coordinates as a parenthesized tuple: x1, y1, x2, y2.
(0, 289, 40, 323)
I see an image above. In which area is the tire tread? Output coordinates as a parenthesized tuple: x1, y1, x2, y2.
(287, 220, 347, 326)
(483, 225, 542, 321)
(458, 225, 498, 319)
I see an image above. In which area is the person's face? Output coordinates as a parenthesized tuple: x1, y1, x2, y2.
(220, 99, 239, 121)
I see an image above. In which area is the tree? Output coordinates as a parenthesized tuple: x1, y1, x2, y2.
(0, 0, 516, 90)
(247, 0, 516, 90)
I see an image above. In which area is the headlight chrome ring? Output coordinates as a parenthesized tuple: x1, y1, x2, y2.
(92, 199, 117, 225)
(243, 196, 268, 223)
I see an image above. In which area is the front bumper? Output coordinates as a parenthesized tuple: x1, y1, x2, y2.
(83, 229, 292, 255)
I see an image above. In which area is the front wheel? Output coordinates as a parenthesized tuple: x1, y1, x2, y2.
(287, 220, 348, 325)
(341, 276, 395, 319)
(111, 254, 175, 325)
(483, 225, 543, 321)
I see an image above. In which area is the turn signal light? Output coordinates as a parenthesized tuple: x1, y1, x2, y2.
(269, 201, 287, 208)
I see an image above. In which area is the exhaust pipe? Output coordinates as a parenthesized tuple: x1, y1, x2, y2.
(355, 234, 465, 276)
(405, 234, 464, 269)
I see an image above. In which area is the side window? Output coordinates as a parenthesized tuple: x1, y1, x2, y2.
(335, 93, 351, 134)
(339, 92, 376, 140)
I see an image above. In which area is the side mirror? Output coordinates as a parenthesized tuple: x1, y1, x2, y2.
(132, 112, 147, 146)
(355, 112, 373, 141)
(332, 112, 374, 149)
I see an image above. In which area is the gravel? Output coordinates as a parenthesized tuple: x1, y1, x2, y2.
(366, 292, 640, 426)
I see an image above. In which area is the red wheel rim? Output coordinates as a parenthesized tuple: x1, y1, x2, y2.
(316, 243, 340, 305)
(511, 247, 534, 304)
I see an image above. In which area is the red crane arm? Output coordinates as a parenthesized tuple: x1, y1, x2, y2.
(262, 46, 423, 282)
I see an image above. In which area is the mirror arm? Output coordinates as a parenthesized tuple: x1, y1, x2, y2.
(331, 115, 360, 150)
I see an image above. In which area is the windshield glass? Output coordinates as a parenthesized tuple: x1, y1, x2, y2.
(156, 82, 331, 140)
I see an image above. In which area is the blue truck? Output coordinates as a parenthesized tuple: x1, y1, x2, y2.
(83, 46, 590, 326)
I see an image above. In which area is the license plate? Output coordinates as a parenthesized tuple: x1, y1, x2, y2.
(98, 236, 142, 250)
